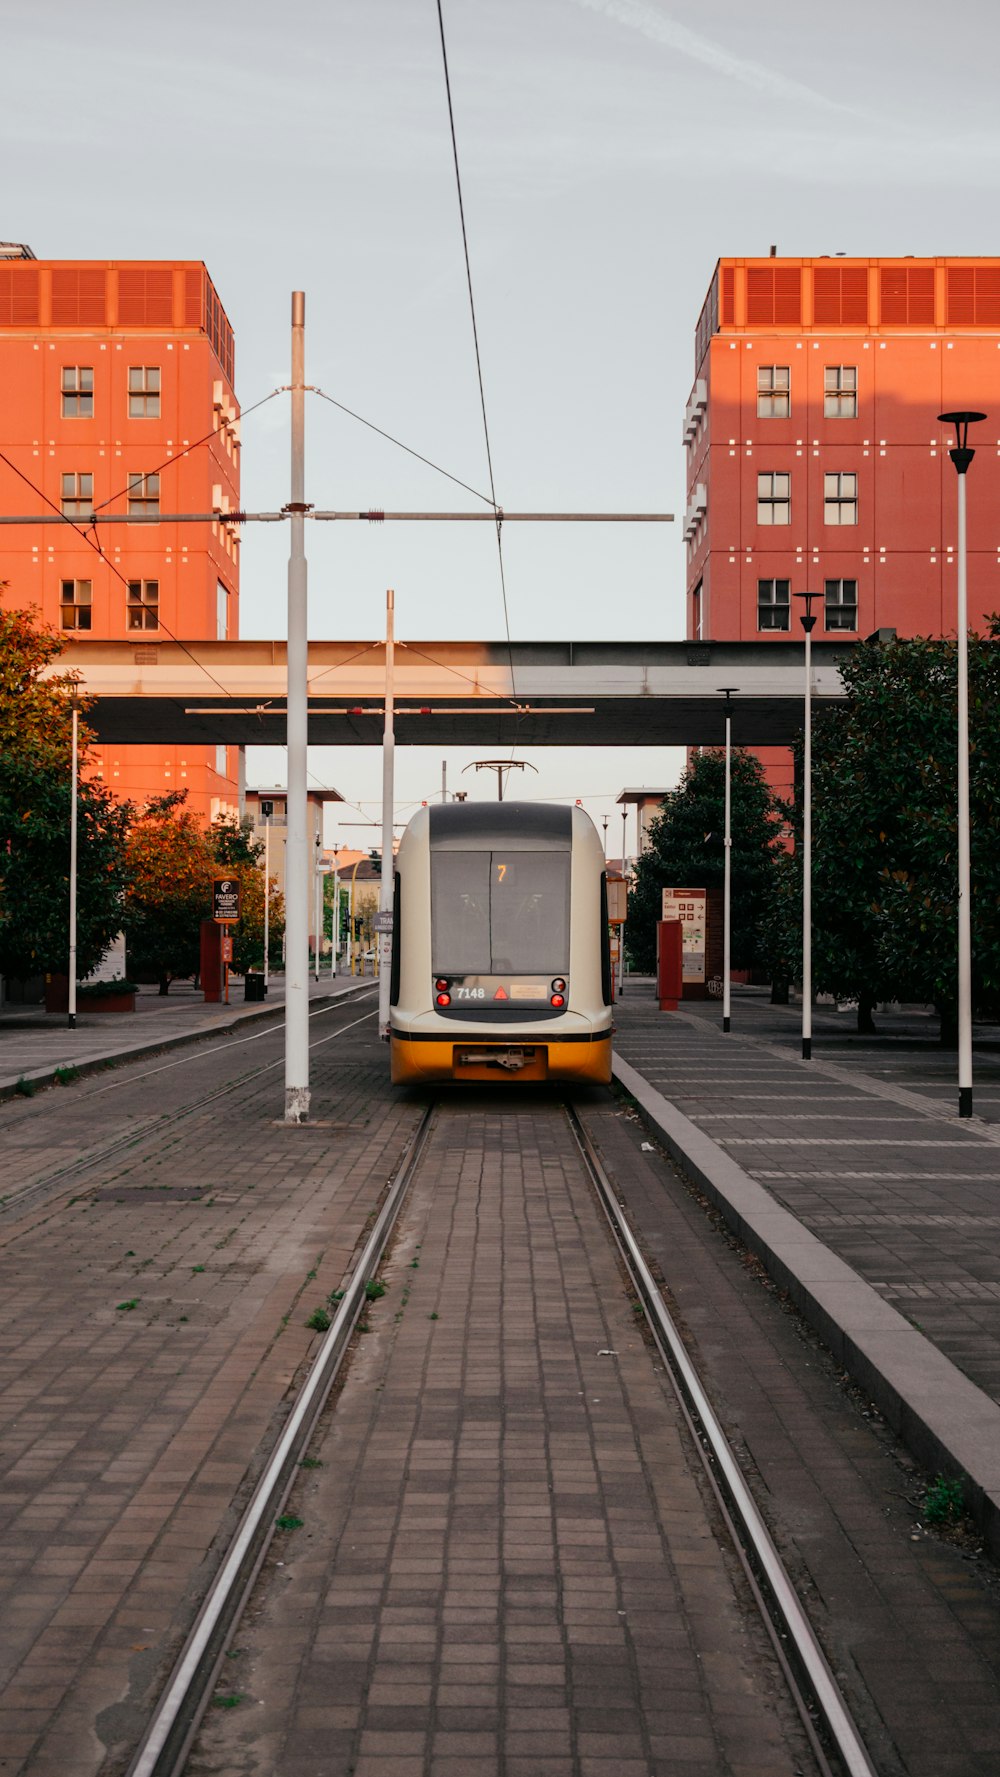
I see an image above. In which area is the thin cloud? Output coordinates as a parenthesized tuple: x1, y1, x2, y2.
(571, 0, 853, 113)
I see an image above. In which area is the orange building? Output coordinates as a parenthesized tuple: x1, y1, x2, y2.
(684, 255, 1000, 792)
(0, 243, 241, 823)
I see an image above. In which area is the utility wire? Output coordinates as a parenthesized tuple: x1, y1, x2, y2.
(435, 0, 517, 708)
(92, 388, 283, 516)
(309, 388, 494, 507)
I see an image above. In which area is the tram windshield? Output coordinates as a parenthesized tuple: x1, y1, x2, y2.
(431, 851, 570, 976)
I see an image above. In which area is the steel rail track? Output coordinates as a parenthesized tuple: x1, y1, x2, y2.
(565, 1101, 878, 1777)
(0, 988, 378, 1220)
(124, 1099, 437, 1777)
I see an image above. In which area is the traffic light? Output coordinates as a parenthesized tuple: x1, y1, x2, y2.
(368, 848, 381, 876)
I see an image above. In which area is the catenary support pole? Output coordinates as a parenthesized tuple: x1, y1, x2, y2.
(956, 467, 973, 1115)
(718, 688, 738, 1033)
(68, 704, 78, 1031)
(263, 814, 270, 992)
(378, 590, 395, 1039)
(796, 595, 819, 1061)
(284, 291, 310, 1122)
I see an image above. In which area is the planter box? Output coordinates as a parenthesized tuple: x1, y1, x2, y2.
(82, 993, 136, 1014)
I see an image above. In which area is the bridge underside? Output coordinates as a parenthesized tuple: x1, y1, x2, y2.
(51, 638, 852, 749)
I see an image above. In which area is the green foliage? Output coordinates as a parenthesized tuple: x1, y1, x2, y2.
(923, 1474, 964, 1525)
(779, 628, 1000, 1030)
(625, 750, 784, 974)
(364, 1279, 387, 1300)
(275, 1514, 303, 1531)
(77, 977, 137, 999)
(53, 1065, 79, 1085)
(209, 813, 284, 975)
(305, 1306, 332, 1331)
(0, 593, 132, 982)
(124, 792, 213, 993)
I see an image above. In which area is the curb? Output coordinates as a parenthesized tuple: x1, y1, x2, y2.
(613, 1050, 1000, 1557)
(1, 979, 376, 1105)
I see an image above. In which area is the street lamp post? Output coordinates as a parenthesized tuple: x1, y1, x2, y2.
(794, 593, 821, 1061)
(717, 689, 739, 1032)
(68, 701, 79, 1031)
(939, 410, 986, 1118)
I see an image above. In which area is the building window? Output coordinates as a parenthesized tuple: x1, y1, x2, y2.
(757, 579, 791, 632)
(824, 471, 858, 525)
(127, 579, 159, 630)
(61, 472, 94, 519)
(824, 365, 857, 418)
(127, 471, 160, 519)
(128, 365, 160, 417)
(825, 579, 858, 631)
(60, 579, 92, 630)
(757, 366, 790, 418)
(61, 366, 93, 418)
(757, 472, 790, 525)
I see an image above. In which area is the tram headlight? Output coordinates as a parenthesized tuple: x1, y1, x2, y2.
(551, 977, 566, 993)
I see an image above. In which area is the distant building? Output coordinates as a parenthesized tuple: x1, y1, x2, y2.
(244, 789, 344, 903)
(684, 255, 1000, 790)
(0, 246, 241, 822)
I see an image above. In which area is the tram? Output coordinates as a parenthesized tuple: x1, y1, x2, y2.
(389, 801, 613, 1085)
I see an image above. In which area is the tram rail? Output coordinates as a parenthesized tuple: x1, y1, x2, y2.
(0, 987, 378, 1221)
(124, 1101, 436, 1777)
(122, 1089, 878, 1777)
(565, 1100, 878, 1777)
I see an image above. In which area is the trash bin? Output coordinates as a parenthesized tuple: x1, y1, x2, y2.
(244, 973, 267, 1002)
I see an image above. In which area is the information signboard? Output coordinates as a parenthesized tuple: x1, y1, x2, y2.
(606, 877, 627, 925)
(213, 877, 241, 923)
(661, 887, 707, 984)
(373, 909, 394, 933)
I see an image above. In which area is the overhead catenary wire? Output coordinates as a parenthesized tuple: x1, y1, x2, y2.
(434, 0, 517, 709)
(309, 388, 494, 508)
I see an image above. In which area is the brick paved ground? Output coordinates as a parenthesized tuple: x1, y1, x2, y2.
(582, 1093, 1000, 1777)
(196, 1098, 808, 1777)
(613, 982, 1000, 1407)
(0, 995, 419, 1776)
(0, 973, 370, 1098)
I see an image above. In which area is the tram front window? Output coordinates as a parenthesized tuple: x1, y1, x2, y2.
(431, 851, 570, 976)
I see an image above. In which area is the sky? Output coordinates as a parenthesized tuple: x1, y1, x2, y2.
(6, 0, 1000, 849)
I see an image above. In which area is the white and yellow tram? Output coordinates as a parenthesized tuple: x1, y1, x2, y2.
(389, 801, 613, 1085)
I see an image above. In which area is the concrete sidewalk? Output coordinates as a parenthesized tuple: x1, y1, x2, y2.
(0, 971, 376, 1099)
(612, 980, 1000, 1550)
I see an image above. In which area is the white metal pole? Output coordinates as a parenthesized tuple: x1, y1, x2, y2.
(723, 704, 732, 1033)
(284, 291, 310, 1122)
(314, 854, 321, 983)
(802, 620, 813, 1061)
(331, 861, 339, 976)
(957, 470, 973, 1116)
(68, 705, 78, 1031)
(263, 815, 270, 992)
(378, 590, 396, 1039)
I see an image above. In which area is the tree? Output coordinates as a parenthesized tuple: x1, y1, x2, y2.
(0, 592, 132, 983)
(625, 750, 784, 974)
(209, 813, 284, 975)
(124, 793, 215, 993)
(784, 628, 1000, 1038)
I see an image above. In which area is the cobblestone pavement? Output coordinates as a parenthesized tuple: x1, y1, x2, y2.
(0, 995, 419, 1776)
(0, 973, 371, 1098)
(613, 983, 1000, 1408)
(583, 1094, 1000, 1777)
(195, 1096, 808, 1777)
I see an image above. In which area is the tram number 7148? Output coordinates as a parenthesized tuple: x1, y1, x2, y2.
(455, 986, 486, 1000)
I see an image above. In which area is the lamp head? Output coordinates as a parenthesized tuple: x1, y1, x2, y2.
(794, 590, 821, 634)
(938, 410, 987, 474)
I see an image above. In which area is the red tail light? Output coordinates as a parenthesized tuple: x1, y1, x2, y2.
(435, 978, 449, 991)
(436, 992, 451, 1007)
(550, 994, 565, 1008)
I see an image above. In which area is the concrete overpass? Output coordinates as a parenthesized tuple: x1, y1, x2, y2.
(47, 636, 857, 749)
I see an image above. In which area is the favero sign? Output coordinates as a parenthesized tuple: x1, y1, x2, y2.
(213, 876, 241, 923)
(662, 887, 707, 984)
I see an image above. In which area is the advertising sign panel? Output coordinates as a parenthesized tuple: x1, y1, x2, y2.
(213, 877, 241, 923)
(661, 887, 707, 984)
